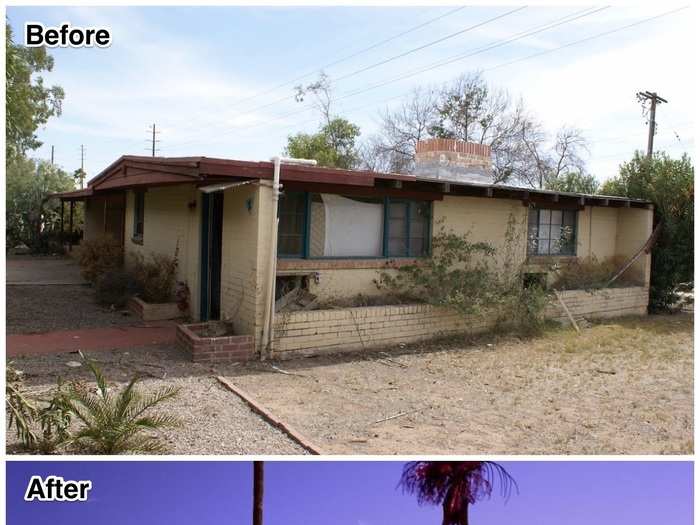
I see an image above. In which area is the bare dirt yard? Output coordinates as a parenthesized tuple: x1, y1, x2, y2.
(7, 345, 307, 455)
(230, 313, 693, 455)
(7, 301, 691, 455)
(7, 284, 138, 334)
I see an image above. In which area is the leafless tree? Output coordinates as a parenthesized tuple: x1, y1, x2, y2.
(519, 125, 589, 188)
(362, 86, 439, 173)
(362, 71, 589, 186)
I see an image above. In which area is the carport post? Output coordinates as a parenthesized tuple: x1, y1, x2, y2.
(69, 201, 75, 251)
(60, 200, 65, 242)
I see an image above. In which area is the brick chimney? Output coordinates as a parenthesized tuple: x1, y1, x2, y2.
(413, 138, 492, 184)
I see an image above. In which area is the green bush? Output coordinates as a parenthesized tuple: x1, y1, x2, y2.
(78, 236, 123, 283)
(95, 268, 142, 308)
(379, 228, 499, 315)
(61, 352, 180, 454)
(378, 221, 551, 337)
(130, 250, 179, 303)
(601, 152, 693, 311)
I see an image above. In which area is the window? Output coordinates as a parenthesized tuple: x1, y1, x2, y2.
(133, 190, 145, 243)
(277, 191, 431, 258)
(278, 191, 307, 257)
(527, 207, 577, 256)
(387, 200, 431, 257)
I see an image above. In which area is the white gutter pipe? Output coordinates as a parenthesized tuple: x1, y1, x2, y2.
(262, 156, 317, 360)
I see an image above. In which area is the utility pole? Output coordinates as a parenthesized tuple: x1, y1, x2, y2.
(147, 123, 160, 156)
(51, 145, 54, 165)
(77, 145, 86, 189)
(253, 462, 264, 525)
(636, 91, 668, 159)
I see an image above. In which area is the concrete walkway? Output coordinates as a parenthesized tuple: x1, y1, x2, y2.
(7, 255, 86, 285)
(7, 321, 177, 358)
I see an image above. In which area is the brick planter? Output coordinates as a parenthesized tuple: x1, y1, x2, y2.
(176, 322, 254, 363)
(128, 296, 183, 322)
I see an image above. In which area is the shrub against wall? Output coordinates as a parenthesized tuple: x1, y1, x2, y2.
(551, 256, 636, 291)
(601, 152, 693, 310)
(130, 251, 179, 303)
(95, 269, 142, 308)
(77, 236, 124, 283)
(379, 216, 549, 336)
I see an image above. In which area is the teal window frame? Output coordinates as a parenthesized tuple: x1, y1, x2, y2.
(277, 191, 432, 259)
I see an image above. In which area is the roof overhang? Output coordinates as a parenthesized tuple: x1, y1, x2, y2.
(52, 188, 94, 201)
(75, 155, 652, 209)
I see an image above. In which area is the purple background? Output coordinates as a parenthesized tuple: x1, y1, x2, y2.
(6, 461, 693, 524)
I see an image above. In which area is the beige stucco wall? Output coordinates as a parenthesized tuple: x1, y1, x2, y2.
(83, 196, 106, 241)
(615, 206, 653, 286)
(577, 206, 619, 260)
(219, 183, 263, 337)
(433, 195, 529, 271)
(280, 196, 654, 301)
(123, 184, 201, 318)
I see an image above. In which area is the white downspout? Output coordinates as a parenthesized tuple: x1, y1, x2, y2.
(262, 156, 317, 360)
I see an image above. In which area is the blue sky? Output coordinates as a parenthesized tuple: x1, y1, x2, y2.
(6, 5, 695, 182)
(6, 461, 694, 524)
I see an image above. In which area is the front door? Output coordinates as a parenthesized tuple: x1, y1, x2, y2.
(200, 191, 224, 321)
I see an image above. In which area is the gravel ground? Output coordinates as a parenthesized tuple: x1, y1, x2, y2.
(7, 345, 307, 455)
(7, 285, 138, 334)
(231, 313, 693, 455)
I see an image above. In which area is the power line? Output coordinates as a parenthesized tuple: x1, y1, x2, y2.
(167, 6, 603, 149)
(221, 6, 470, 110)
(168, 6, 529, 147)
(333, 6, 528, 82)
(482, 5, 689, 73)
(216, 6, 687, 151)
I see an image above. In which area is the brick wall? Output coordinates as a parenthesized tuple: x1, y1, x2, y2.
(177, 322, 254, 363)
(545, 286, 649, 321)
(272, 286, 649, 359)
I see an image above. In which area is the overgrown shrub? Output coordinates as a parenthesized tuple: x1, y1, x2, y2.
(78, 236, 123, 283)
(6, 363, 72, 454)
(601, 152, 693, 311)
(378, 219, 551, 337)
(130, 250, 179, 303)
(95, 268, 142, 308)
(551, 256, 635, 291)
(7, 355, 180, 454)
(30, 231, 66, 255)
(378, 228, 500, 314)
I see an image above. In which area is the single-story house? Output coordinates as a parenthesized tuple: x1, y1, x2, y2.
(58, 138, 654, 361)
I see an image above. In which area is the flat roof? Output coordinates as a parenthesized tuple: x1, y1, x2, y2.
(53, 155, 651, 209)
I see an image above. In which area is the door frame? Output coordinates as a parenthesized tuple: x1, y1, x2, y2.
(199, 191, 224, 321)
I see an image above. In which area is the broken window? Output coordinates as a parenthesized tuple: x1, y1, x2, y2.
(310, 194, 384, 257)
(527, 207, 577, 256)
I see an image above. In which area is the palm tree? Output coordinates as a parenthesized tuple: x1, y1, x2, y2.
(253, 461, 264, 525)
(399, 461, 517, 525)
